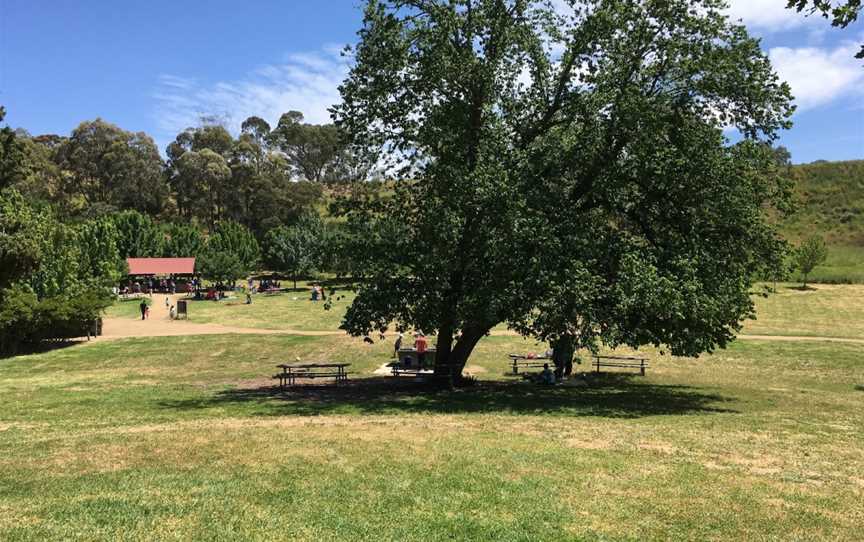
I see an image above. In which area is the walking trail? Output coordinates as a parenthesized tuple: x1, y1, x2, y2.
(98, 294, 864, 345)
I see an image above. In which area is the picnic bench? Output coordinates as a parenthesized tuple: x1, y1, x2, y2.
(592, 355, 649, 376)
(261, 287, 283, 295)
(273, 363, 350, 389)
(508, 353, 552, 374)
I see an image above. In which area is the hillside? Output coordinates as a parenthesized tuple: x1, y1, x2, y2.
(779, 160, 864, 283)
(780, 160, 864, 245)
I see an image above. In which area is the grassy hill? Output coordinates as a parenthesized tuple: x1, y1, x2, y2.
(779, 160, 864, 283)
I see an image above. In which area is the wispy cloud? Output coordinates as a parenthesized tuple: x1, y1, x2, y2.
(152, 46, 349, 145)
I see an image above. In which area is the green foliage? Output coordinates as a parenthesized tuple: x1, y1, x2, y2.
(75, 217, 125, 287)
(263, 213, 324, 288)
(0, 106, 29, 190)
(334, 0, 794, 371)
(207, 220, 260, 272)
(196, 250, 245, 284)
(56, 118, 166, 215)
(0, 188, 51, 289)
(0, 189, 115, 352)
(794, 236, 829, 288)
(110, 210, 163, 259)
(161, 222, 204, 258)
(174, 148, 232, 229)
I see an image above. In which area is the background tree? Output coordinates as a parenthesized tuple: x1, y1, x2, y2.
(334, 0, 794, 376)
(263, 213, 324, 289)
(110, 210, 163, 259)
(0, 188, 115, 352)
(161, 222, 204, 258)
(204, 220, 260, 276)
(196, 250, 245, 285)
(57, 119, 166, 216)
(0, 107, 28, 190)
(174, 149, 232, 229)
(787, 1, 862, 58)
(794, 236, 828, 289)
(270, 111, 345, 182)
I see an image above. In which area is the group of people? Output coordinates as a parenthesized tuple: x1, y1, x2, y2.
(256, 278, 281, 292)
(122, 278, 181, 298)
(393, 332, 429, 367)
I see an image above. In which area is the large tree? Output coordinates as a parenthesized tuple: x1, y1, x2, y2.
(57, 119, 166, 215)
(334, 0, 794, 376)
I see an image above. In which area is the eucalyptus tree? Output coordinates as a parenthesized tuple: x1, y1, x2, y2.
(57, 119, 166, 215)
(334, 0, 794, 376)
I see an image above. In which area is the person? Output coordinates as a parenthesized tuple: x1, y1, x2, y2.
(552, 334, 576, 379)
(139, 299, 147, 321)
(414, 333, 428, 368)
(169, 305, 176, 320)
(246, 292, 252, 304)
(145, 303, 150, 319)
(394, 333, 403, 357)
(311, 285, 319, 302)
(539, 363, 555, 385)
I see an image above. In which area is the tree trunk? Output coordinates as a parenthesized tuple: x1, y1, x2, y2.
(434, 324, 487, 379)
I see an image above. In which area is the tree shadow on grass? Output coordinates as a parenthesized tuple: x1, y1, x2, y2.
(0, 339, 89, 360)
(159, 374, 737, 419)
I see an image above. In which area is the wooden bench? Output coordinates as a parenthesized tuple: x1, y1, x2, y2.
(508, 354, 552, 374)
(592, 355, 649, 376)
(274, 363, 350, 389)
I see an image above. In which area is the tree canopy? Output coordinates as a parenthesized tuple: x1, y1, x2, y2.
(334, 0, 794, 375)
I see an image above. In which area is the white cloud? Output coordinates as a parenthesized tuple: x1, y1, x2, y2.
(725, 0, 816, 32)
(152, 46, 349, 142)
(769, 41, 864, 111)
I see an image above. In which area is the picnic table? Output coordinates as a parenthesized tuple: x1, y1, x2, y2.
(261, 287, 283, 295)
(273, 363, 350, 389)
(508, 353, 552, 374)
(592, 355, 649, 376)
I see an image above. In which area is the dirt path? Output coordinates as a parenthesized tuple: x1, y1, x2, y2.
(97, 304, 864, 345)
(100, 295, 339, 339)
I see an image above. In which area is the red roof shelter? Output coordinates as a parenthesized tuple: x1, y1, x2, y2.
(126, 258, 196, 276)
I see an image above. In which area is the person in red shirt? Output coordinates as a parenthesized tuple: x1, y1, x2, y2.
(414, 333, 428, 368)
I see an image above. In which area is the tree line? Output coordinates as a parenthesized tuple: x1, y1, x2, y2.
(0, 105, 370, 352)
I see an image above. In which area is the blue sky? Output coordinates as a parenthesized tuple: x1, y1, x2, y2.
(1, 0, 862, 163)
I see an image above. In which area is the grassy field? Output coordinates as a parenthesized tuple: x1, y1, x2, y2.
(789, 245, 864, 285)
(745, 283, 864, 339)
(106, 282, 864, 341)
(2, 286, 863, 540)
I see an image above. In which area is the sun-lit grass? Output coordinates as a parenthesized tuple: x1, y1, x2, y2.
(1, 331, 862, 540)
(745, 283, 864, 339)
(791, 245, 864, 285)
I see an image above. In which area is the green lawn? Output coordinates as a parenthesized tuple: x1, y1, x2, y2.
(791, 245, 864, 285)
(744, 283, 864, 339)
(183, 286, 356, 331)
(106, 282, 864, 342)
(1, 332, 862, 541)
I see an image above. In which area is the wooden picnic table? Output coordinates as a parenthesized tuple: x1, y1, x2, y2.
(274, 363, 350, 388)
(592, 355, 649, 376)
(508, 353, 552, 374)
